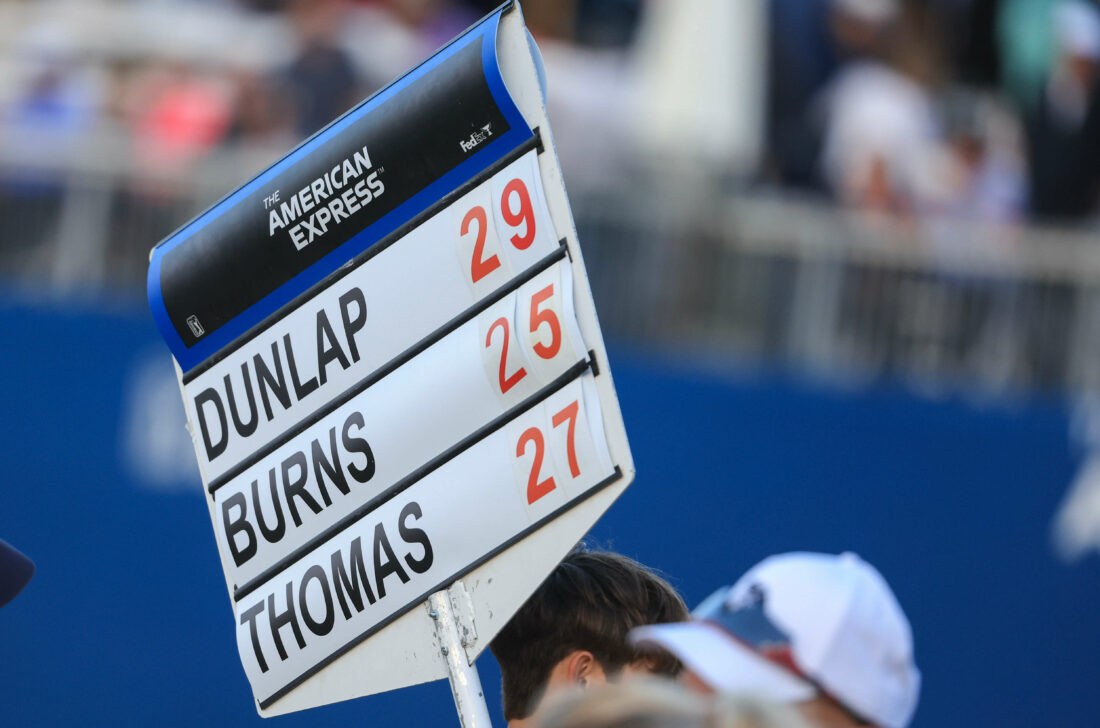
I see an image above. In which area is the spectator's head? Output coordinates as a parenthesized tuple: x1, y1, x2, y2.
(490, 546, 689, 725)
(830, 0, 900, 59)
(1054, 1, 1100, 87)
(631, 552, 920, 728)
(287, 0, 347, 45)
(0, 539, 34, 608)
(534, 676, 812, 728)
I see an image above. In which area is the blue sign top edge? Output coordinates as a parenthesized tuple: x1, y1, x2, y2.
(147, 3, 531, 375)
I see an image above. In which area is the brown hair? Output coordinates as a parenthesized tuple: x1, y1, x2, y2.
(489, 546, 690, 721)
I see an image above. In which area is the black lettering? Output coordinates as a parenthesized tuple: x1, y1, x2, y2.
(311, 427, 349, 506)
(338, 287, 367, 362)
(222, 492, 257, 567)
(251, 469, 285, 544)
(254, 342, 291, 421)
(315, 310, 350, 387)
(195, 388, 228, 460)
(331, 537, 376, 620)
(282, 450, 321, 527)
(268, 581, 305, 661)
(284, 333, 319, 400)
(372, 523, 409, 599)
(399, 501, 434, 574)
(342, 412, 375, 483)
(299, 564, 335, 636)
(224, 366, 259, 438)
(239, 600, 268, 673)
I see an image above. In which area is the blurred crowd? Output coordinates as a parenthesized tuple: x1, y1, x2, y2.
(767, 0, 1100, 227)
(1, 0, 1100, 282)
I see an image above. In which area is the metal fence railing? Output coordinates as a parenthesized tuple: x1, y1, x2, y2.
(4, 134, 1100, 398)
(570, 176, 1100, 397)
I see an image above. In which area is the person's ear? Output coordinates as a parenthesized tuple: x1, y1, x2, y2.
(562, 650, 605, 688)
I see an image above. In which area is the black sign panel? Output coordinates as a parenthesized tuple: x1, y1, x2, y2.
(159, 39, 513, 349)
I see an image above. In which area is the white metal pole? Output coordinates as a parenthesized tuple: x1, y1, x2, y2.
(428, 589, 494, 728)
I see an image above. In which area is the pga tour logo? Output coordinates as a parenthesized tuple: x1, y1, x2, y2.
(460, 123, 493, 153)
(186, 315, 205, 338)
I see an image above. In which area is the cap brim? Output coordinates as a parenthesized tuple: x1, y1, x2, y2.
(630, 622, 816, 702)
(0, 540, 34, 608)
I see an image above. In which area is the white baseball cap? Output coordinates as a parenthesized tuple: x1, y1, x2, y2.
(630, 552, 920, 728)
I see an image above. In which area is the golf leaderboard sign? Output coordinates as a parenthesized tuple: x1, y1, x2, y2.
(147, 2, 634, 720)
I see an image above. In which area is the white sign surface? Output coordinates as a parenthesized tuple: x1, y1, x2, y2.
(152, 3, 635, 717)
(215, 260, 588, 591)
(236, 374, 614, 706)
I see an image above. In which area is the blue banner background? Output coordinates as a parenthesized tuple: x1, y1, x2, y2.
(0, 298, 1096, 726)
